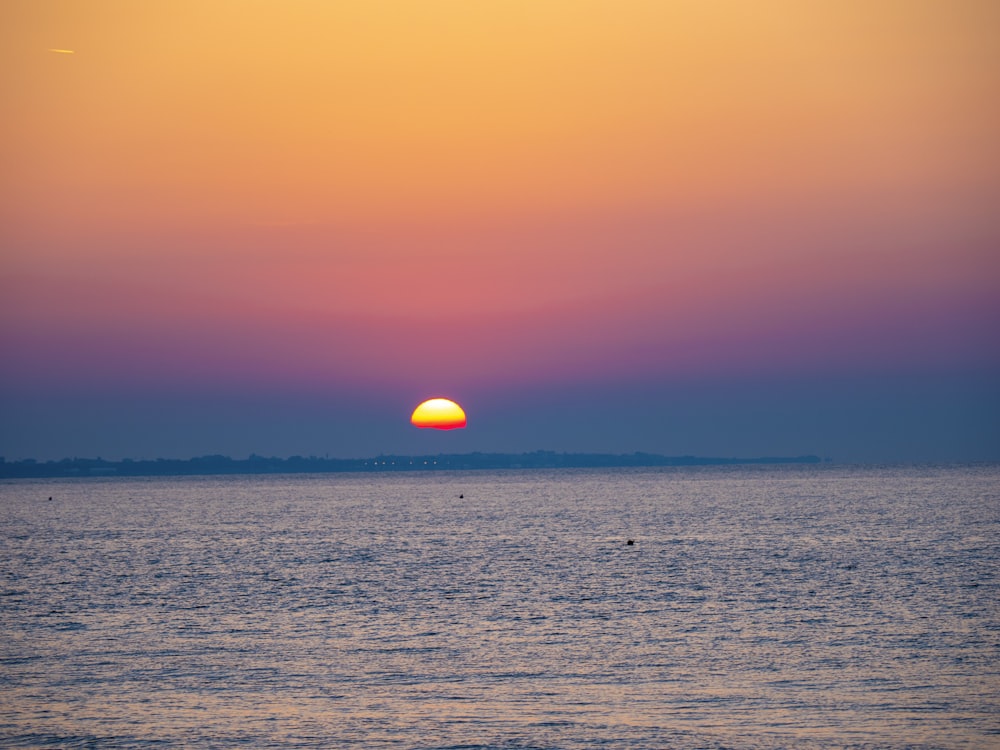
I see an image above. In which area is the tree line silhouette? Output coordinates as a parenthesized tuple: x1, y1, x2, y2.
(0, 451, 822, 478)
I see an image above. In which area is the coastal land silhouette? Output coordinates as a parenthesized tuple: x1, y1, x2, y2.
(0, 451, 823, 478)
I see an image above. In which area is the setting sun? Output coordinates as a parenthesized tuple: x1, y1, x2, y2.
(411, 398, 467, 430)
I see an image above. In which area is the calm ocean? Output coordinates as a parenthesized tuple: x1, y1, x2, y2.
(1, 465, 997, 749)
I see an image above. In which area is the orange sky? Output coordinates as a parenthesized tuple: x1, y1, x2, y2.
(5, 2, 997, 268)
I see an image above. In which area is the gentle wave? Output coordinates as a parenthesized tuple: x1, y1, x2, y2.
(1, 465, 998, 749)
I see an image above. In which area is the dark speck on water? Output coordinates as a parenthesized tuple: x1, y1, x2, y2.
(1, 464, 998, 749)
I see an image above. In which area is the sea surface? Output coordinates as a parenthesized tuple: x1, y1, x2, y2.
(1, 464, 998, 749)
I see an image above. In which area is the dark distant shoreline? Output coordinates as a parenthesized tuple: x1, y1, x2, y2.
(0, 451, 823, 479)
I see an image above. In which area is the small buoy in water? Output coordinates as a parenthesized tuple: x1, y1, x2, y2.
(459, 493, 464, 499)
(48, 497, 53, 501)
(626, 539, 634, 546)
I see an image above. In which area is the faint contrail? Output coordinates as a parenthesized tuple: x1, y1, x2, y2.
(48, 49, 75, 54)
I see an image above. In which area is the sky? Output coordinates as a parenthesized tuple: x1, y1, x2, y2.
(2, 0, 998, 463)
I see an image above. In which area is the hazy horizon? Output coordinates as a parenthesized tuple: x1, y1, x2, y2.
(4, 370, 997, 464)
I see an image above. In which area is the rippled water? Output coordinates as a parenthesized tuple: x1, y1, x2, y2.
(1, 464, 998, 749)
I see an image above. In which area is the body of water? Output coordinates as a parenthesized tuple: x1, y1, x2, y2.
(1, 464, 998, 748)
